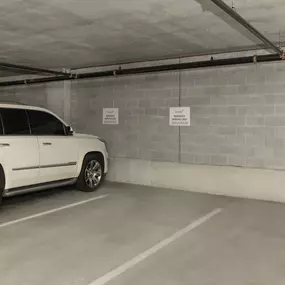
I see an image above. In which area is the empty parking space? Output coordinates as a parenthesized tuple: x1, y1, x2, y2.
(1, 183, 285, 285)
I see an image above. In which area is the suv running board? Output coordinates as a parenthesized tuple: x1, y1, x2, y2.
(3, 178, 77, 197)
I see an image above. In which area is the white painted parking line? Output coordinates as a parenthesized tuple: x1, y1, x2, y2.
(89, 207, 223, 285)
(0, 194, 108, 229)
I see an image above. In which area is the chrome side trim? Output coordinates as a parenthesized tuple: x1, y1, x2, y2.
(40, 162, 77, 169)
(3, 178, 77, 197)
(13, 162, 77, 171)
(13, 166, 39, 171)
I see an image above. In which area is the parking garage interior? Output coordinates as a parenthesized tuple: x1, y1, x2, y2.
(1, 0, 285, 284)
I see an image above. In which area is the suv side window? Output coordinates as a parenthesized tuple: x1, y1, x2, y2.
(0, 113, 4, 135)
(28, 110, 66, 136)
(0, 108, 30, 135)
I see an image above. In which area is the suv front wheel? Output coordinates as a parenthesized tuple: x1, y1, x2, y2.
(76, 154, 104, 192)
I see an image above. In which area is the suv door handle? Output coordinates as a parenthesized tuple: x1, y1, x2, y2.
(0, 143, 10, 147)
(43, 142, 52, 146)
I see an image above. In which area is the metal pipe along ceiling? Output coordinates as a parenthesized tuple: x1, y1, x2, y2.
(0, 62, 69, 76)
(210, 0, 284, 56)
(0, 54, 282, 87)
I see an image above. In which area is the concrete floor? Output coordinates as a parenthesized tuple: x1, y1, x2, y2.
(1, 183, 285, 285)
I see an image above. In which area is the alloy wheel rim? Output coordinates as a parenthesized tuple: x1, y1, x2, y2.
(84, 160, 102, 188)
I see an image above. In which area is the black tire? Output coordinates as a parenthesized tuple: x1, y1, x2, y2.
(76, 154, 104, 192)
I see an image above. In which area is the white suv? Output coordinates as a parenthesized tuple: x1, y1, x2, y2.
(0, 102, 108, 205)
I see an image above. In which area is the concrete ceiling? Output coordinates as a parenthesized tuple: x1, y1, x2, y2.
(0, 0, 284, 71)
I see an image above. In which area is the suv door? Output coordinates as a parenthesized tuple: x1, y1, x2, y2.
(0, 108, 39, 190)
(27, 110, 78, 184)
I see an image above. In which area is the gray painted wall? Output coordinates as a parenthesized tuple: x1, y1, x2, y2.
(1, 61, 285, 170)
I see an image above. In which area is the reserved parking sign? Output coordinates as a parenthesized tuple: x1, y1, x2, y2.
(103, 108, 119, 125)
(169, 107, 190, 126)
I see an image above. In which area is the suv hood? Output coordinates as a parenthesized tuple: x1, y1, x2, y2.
(73, 133, 99, 139)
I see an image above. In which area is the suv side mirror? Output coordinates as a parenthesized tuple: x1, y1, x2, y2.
(66, 126, 74, 136)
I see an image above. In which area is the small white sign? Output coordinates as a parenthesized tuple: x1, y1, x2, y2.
(103, 108, 119, 125)
(169, 107, 190, 126)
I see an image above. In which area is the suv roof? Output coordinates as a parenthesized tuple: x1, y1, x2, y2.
(0, 101, 26, 106)
(0, 102, 46, 111)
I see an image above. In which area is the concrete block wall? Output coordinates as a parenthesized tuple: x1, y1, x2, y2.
(0, 81, 69, 121)
(180, 63, 285, 170)
(1, 60, 285, 201)
(71, 61, 285, 171)
(0, 61, 285, 171)
(70, 73, 180, 162)
(0, 83, 48, 107)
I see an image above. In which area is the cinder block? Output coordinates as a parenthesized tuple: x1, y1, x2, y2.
(140, 73, 179, 90)
(265, 116, 285, 126)
(263, 159, 285, 170)
(246, 116, 265, 126)
(180, 133, 196, 144)
(158, 107, 169, 117)
(238, 85, 256, 95)
(204, 106, 237, 116)
(266, 71, 285, 83)
(275, 62, 285, 72)
(246, 73, 267, 84)
(181, 70, 195, 87)
(145, 89, 173, 99)
(180, 75, 195, 87)
(217, 86, 238, 96)
(265, 137, 285, 148)
(164, 98, 179, 107)
(238, 106, 274, 116)
(226, 135, 246, 146)
(237, 126, 275, 138)
(180, 125, 211, 135)
(210, 155, 228, 165)
(246, 157, 266, 168)
(216, 126, 237, 135)
(227, 95, 264, 106)
(125, 148, 139, 159)
(246, 135, 265, 147)
(145, 108, 158, 116)
(228, 155, 246, 167)
(274, 127, 285, 138)
(125, 99, 139, 108)
(183, 96, 210, 106)
(275, 106, 285, 114)
(210, 96, 229, 106)
(253, 147, 275, 158)
(137, 149, 152, 160)
(131, 108, 145, 116)
(195, 134, 226, 145)
(204, 86, 221, 96)
(228, 70, 247, 85)
(184, 143, 219, 155)
(194, 75, 212, 87)
(184, 87, 205, 97)
(211, 116, 245, 126)
(151, 151, 178, 162)
(211, 73, 230, 86)
(180, 153, 195, 163)
(194, 154, 211, 164)
(138, 99, 151, 108)
(194, 117, 211, 126)
(219, 145, 254, 156)
(266, 94, 285, 104)
(255, 84, 285, 95)
(189, 106, 203, 115)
